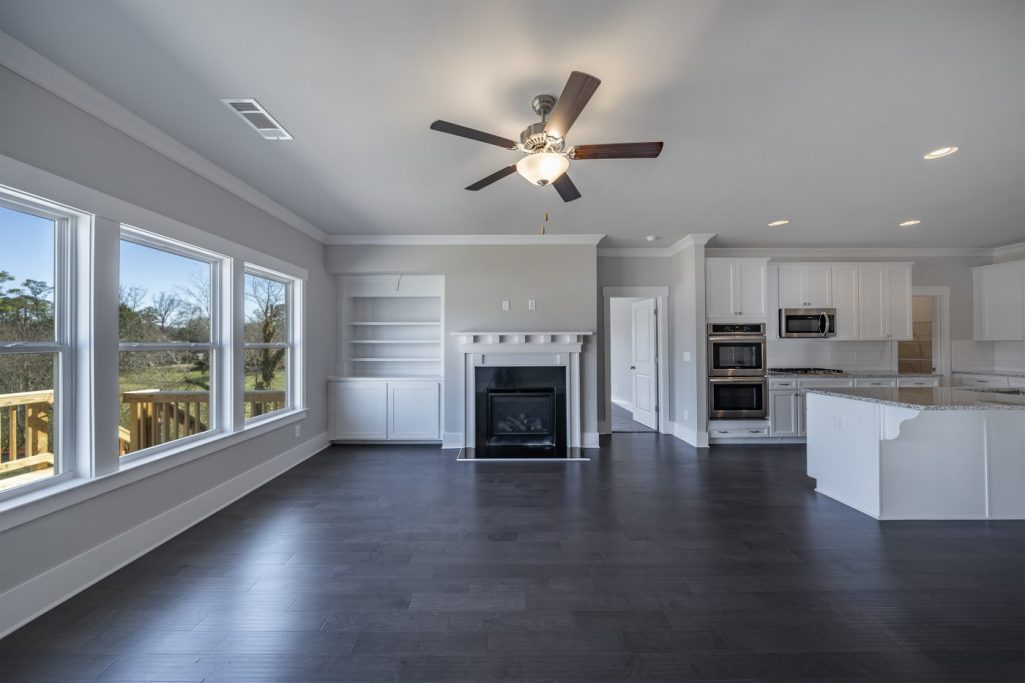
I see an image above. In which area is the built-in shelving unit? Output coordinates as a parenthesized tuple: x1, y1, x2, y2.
(339, 275, 444, 379)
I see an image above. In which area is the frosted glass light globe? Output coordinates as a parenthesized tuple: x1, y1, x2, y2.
(516, 152, 569, 186)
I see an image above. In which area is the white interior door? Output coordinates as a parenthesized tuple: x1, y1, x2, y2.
(630, 299, 658, 429)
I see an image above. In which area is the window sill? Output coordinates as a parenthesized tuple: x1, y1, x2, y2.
(0, 408, 308, 533)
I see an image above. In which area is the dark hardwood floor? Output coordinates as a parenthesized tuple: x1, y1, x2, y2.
(1, 435, 1022, 682)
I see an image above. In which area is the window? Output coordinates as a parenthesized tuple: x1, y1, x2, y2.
(118, 230, 220, 456)
(0, 199, 71, 493)
(243, 269, 293, 420)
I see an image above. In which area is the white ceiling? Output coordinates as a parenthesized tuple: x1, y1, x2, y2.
(1, 0, 1022, 248)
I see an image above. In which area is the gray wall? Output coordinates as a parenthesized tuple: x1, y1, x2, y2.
(671, 245, 706, 438)
(0, 67, 335, 592)
(324, 244, 599, 439)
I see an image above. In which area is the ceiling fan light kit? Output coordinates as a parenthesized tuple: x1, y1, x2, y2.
(430, 71, 663, 202)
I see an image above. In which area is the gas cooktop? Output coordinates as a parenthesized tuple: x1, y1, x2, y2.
(767, 367, 846, 375)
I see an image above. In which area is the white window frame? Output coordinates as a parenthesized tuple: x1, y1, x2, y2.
(117, 225, 228, 463)
(242, 264, 301, 425)
(0, 193, 77, 502)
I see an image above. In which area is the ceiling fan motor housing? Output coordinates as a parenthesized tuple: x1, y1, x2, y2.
(520, 121, 565, 152)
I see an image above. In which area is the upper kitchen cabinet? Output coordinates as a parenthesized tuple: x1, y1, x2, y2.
(830, 264, 860, 340)
(974, 260, 1025, 341)
(858, 263, 912, 340)
(777, 264, 832, 308)
(706, 258, 768, 321)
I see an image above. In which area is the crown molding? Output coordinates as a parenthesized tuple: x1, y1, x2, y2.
(0, 30, 330, 244)
(704, 246, 998, 259)
(992, 241, 1025, 258)
(597, 233, 716, 257)
(325, 233, 606, 246)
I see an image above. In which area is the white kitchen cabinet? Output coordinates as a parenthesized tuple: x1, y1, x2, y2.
(974, 261, 1025, 341)
(854, 377, 897, 388)
(330, 379, 441, 441)
(897, 376, 941, 388)
(857, 263, 912, 341)
(388, 381, 440, 440)
(778, 264, 832, 308)
(831, 264, 860, 340)
(706, 258, 767, 321)
(769, 390, 800, 437)
(954, 373, 1011, 389)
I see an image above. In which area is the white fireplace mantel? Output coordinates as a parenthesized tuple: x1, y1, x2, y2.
(454, 331, 592, 449)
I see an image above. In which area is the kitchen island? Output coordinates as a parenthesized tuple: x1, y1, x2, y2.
(805, 387, 1025, 520)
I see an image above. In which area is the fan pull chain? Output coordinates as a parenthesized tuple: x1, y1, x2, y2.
(539, 186, 549, 235)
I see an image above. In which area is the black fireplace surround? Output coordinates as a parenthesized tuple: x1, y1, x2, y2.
(474, 366, 567, 458)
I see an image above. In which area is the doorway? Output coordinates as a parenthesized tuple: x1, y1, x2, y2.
(902, 287, 951, 380)
(609, 297, 657, 433)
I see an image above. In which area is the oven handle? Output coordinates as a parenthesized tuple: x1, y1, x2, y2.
(819, 312, 828, 336)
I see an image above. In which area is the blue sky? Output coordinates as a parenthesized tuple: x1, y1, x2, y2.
(2, 206, 208, 307)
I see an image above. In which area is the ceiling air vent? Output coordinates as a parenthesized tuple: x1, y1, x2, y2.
(221, 98, 293, 140)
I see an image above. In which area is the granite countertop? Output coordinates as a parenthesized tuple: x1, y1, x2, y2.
(805, 386, 1025, 410)
(952, 369, 1025, 378)
(766, 370, 938, 378)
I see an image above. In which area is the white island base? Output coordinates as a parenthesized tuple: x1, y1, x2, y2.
(806, 392, 1025, 520)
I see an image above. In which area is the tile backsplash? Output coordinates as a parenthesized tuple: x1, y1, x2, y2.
(994, 341, 1025, 371)
(767, 339, 895, 372)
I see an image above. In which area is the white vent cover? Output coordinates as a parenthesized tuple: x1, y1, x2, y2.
(221, 98, 293, 140)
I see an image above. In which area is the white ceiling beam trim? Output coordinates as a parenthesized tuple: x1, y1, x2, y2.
(326, 234, 606, 246)
(0, 30, 331, 244)
(992, 242, 1025, 258)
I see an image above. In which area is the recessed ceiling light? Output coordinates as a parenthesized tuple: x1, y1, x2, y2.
(645, 235, 659, 242)
(923, 146, 958, 160)
(898, 219, 922, 227)
(767, 219, 790, 227)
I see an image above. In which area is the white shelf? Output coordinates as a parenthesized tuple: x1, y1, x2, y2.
(350, 321, 440, 326)
(349, 340, 440, 344)
(352, 357, 442, 362)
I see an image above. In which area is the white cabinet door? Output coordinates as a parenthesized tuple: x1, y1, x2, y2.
(706, 260, 736, 319)
(777, 266, 807, 309)
(805, 265, 833, 308)
(886, 264, 913, 341)
(858, 265, 888, 340)
(769, 391, 799, 437)
(977, 263, 1025, 341)
(387, 381, 440, 440)
(736, 260, 767, 319)
(330, 381, 388, 440)
(831, 264, 860, 340)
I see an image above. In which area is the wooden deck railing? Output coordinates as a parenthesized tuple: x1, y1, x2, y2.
(0, 389, 55, 482)
(1, 389, 287, 485)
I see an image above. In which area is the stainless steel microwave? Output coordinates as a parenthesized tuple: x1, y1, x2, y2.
(779, 308, 836, 338)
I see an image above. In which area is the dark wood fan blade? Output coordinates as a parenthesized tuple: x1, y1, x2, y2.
(544, 71, 601, 138)
(552, 173, 581, 202)
(465, 165, 517, 191)
(571, 142, 664, 160)
(430, 120, 517, 149)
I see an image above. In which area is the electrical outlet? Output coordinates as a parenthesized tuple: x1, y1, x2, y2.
(502, 300, 510, 311)
(683, 409, 689, 420)
(294, 424, 301, 438)
(528, 299, 536, 311)
(832, 415, 845, 431)
(683, 351, 692, 362)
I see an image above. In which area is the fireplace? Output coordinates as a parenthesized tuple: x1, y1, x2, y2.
(474, 366, 566, 457)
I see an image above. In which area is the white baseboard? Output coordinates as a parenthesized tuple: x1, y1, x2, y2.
(0, 431, 330, 638)
(670, 421, 709, 448)
(442, 432, 464, 450)
(611, 397, 633, 411)
(583, 432, 600, 449)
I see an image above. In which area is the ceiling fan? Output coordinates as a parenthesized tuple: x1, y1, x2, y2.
(430, 71, 663, 202)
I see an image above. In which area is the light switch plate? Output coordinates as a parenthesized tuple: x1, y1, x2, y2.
(683, 351, 692, 362)
(502, 300, 510, 311)
(528, 299, 536, 310)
